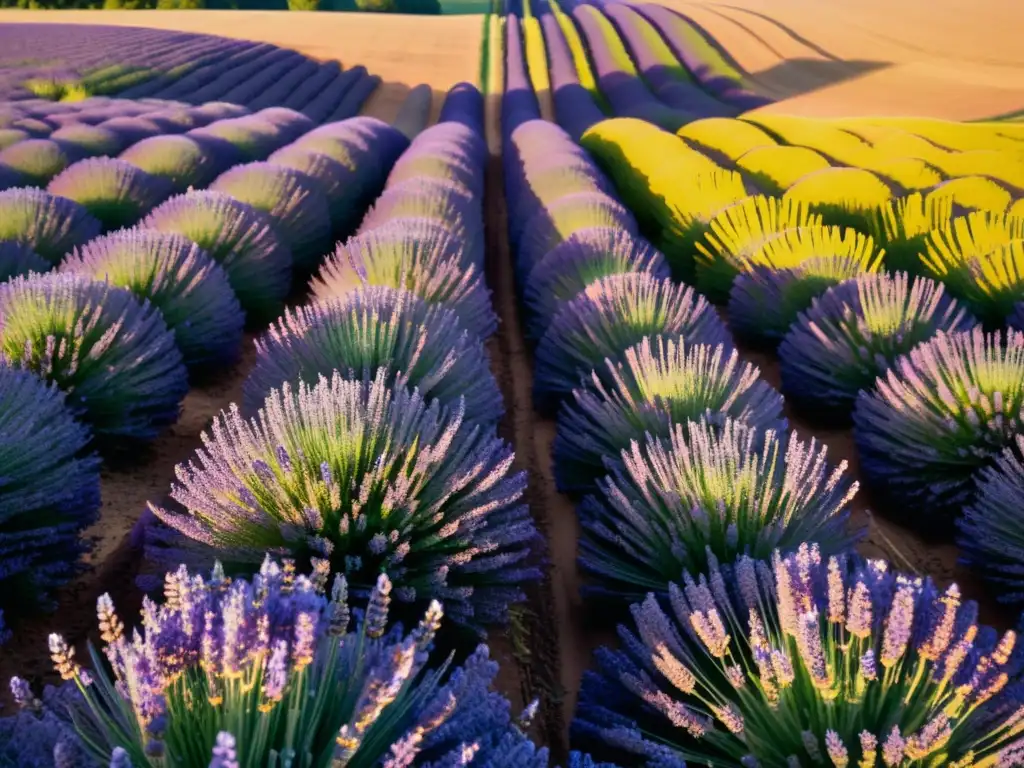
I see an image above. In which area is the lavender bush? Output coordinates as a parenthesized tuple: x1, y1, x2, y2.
(49, 124, 125, 161)
(958, 434, 1024, 604)
(573, 543, 1024, 767)
(0, 139, 71, 187)
(61, 229, 245, 370)
(148, 370, 537, 630)
(243, 286, 502, 422)
(310, 218, 496, 337)
(209, 162, 332, 270)
(47, 158, 174, 232)
(20, 559, 549, 767)
(0, 366, 100, 628)
(142, 191, 292, 324)
(533, 274, 732, 415)
(553, 335, 785, 494)
(853, 327, 1024, 527)
(779, 272, 979, 415)
(266, 145, 364, 237)
(523, 227, 669, 341)
(0, 273, 188, 443)
(119, 135, 220, 193)
(578, 418, 860, 602)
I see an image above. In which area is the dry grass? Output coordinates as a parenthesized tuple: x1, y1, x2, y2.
(0, 10, 484, 123)
(663, 0, 1024, 120)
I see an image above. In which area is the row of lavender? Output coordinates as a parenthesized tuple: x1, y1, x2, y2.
(0, 85, 607, 767)
(503, 0, 768, 141)
(0, 103, 408, 642)
(0, 24, 369, 117)
(502, 35, 1024, 764)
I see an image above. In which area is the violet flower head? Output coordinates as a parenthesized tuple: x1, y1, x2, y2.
(533, 273, 732, 415)
(553, 335, 785, 494)
(0, 272, 188, 443)
(62, 228, 245, 370)
(0, 366, 101, 628)
(779, 272, 979, 416)
(142, 190, 292, 324)
(44, 557, 555, 767)
(958, 434, 1024, 603)
(148, 369, 537, 631)
(243, 285, 502, 423)
(573, 544, 1024, 767)
(309, 218, 497, 338)
(209, 162, 332, 270)
(578, 418, 861, 602)
(0, 187, 101, 265)
(47, 157, 174, 232)
(853, 327, 1024, 528)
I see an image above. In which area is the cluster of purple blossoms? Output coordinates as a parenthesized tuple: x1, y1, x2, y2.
(778, 272, 979, 417)
(553, 335, 786, 494)
(0, 240, 48, 281)
(147, 369, 537, 631)
(119, 135, 222, 194)
(0, 272, 189, 444)
(61, 229, 245, 370)
(0, 366, 101, 630)
(46, 158, 174, 232)
(243, 286, 502, 422)
(853, 327, 1024, 528)
(574, 542, 1024, 767)
(0, 139, 71, 188)
(4, 558, 573, 767)
(578, 418, 861, 602)
(142, 190, 293, 325)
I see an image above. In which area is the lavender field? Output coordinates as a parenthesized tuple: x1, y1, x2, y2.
(2, 8, 1024, 768)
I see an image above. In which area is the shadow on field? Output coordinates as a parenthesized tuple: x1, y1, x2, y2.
(752, 57, 892, 98)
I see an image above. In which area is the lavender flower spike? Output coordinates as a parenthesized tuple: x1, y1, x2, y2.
(573, 544, 1024, 767)
(149, 369, 537, 630)
(17, 557, 558, 767)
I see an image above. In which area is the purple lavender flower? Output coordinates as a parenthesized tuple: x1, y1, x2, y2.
(119, 135, 220, 194)
(309, 217, 497, 338)
(0, 272, 188, 443)
(579, 418, 861, 601)
(573, 544, 1024, 767)
(62, 229, 245, 370)
(188, 116, 286, 162)
(0, 187, 101, 265)
(0, 680, 88, 767)
(779, 272, 979, 416)
(522, 227, 669, 341)
(0, 138, 71, 187)
(958, 434, 1024, 603)
(0, 366, 100, 629)
(38, 559, 554, 767)
(209, 162, 332, 270)
(243, 286, 502, 422)
(148, 369, 537, 630)
(142, 190, 292, 324)
(853, 327, 1024, 527)
(533, 273, 732, 415)
(47, 158, 174, 232)
(553, 335, 784, 494)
